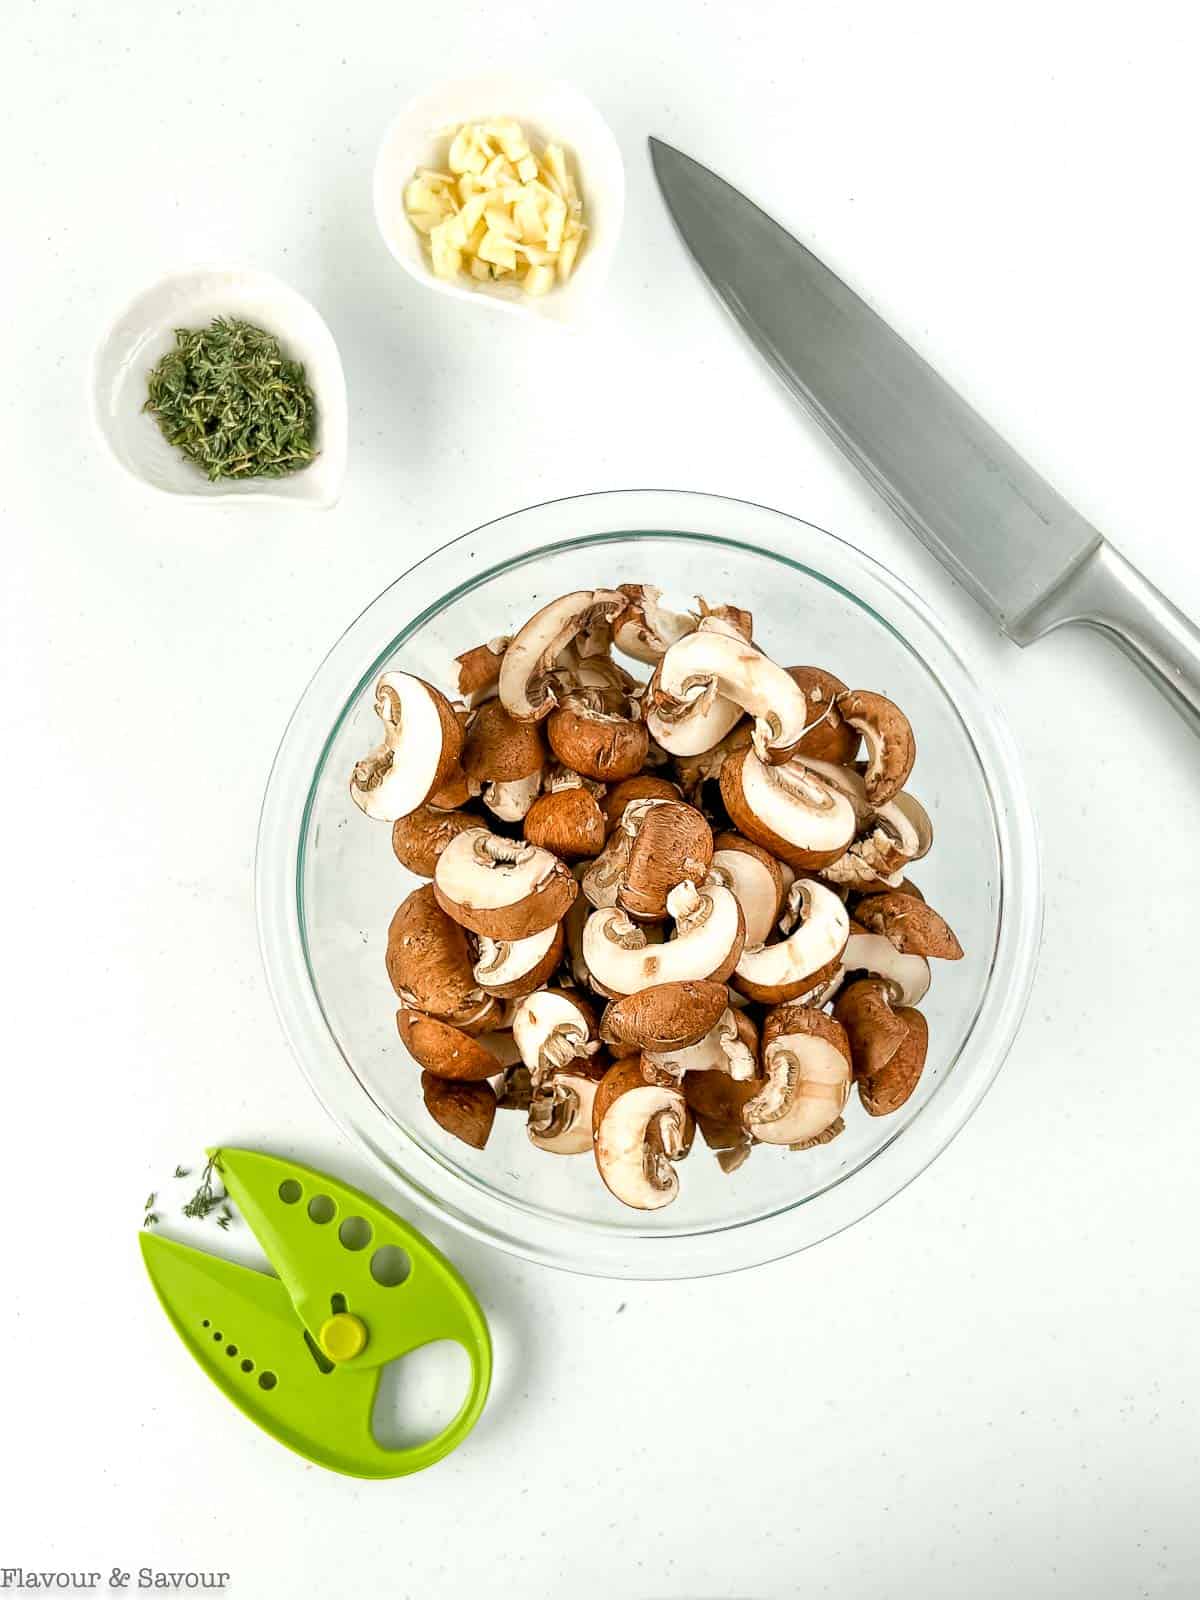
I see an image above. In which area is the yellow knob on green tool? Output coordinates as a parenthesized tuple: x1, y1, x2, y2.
(139, 1149, 491, 1479)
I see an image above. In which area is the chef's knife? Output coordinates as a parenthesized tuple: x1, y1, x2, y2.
(649, 137, 1200, 734)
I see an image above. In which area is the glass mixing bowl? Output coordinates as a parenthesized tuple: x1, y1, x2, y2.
(256, 489, 1041, 1278)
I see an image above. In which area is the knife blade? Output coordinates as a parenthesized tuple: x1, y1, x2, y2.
(649, 136, 1200, 734)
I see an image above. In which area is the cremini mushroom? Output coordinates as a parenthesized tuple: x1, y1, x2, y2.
(853, 891, 963, 960)
(836, 691, 916, 806)
(671, 722, 753, 805)
(841, 920, 931, 1007)
(858, 1006, 928, 1115)
(819, 788, 934, 891)
(421, 1071, 496, 1149)
(602, 774, 682, 832)
(498, 589, 627, 722)
(583, 878, 745, 997)
(695, 598, 754, 640)
(619, 799, 713, 921)
(611, 583, 696, 663)
(511, 987, 599, 1080)
(643, 1006, 758, 1081)
(385, 884, 485, 1022)
(592, 1057, 692, 1210)
(349, 672, 465, 822)
(546, 698, 649, 781)
(461, 700, 546, 821)
(732, 878, 850, 1004)
(434, 827, 577, 940)
(708, 832, 786, 947)
(833, 978, 910, 1082)
(600, 979, 730, 1054)
(522, 771, 607, 859)
(455, 637, 510, 704)
(528, 1058, 607, 1154)
(684, 1067, 761, 1170)
(472, 920, 565, 998)
(396, 1011, 505, 1081)
(720, 748, 857, 870)
(786, 667, 860, 764)
(392, 804, 484, 878)
(649, 617, 811, 764)
(742, 1006, 852, 1147)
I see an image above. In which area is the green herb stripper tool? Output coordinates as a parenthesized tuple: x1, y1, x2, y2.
(139, 1149, 491, 1479)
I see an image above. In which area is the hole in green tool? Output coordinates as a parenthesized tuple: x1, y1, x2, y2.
(278, 1179, 302, 1205)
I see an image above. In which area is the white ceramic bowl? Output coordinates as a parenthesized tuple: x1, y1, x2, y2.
(373, 73, 625, 327)
(92, 268, 348, 508)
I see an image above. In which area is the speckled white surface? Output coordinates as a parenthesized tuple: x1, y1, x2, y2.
(3, 2, 1199, 1595)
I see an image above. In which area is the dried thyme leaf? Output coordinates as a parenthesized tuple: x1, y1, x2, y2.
(144, 317, 318, 482)
(182, 1153, 227, 1220)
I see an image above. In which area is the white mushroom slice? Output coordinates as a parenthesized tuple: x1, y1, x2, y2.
(612, 584, 696, 664)
(644, 1007, 757, 1080)
(481, 770, 543, 821)
(472, 922, 562, 998)
(498, 590, 627, 722)
(722, 749, 858, 870)
(434, 828, 576, 939)
(744, 1009, 852, 1146)
(349, 672, 463, 822)
(512, 989, 597, 1078)
(528, 1068, 603, 1154)
(841, 929, 930, 1007)
(881, 791, 933, 861)
(582, 880, 743, 997)
(798, 759, 873, 828)
(651, 619, 810, 763)
(819, 786, 933, 889)
(594, 1076, 690, 1209)
(709, 845, 782, 947)
(734, 880, 850, 1004)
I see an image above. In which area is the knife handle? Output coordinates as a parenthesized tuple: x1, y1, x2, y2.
(1014, 542, 1200, 736)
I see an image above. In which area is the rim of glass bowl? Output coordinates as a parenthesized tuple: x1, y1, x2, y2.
(256, 489, 1042, 1279)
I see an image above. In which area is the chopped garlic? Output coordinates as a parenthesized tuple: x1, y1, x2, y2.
(404, 118, 586, 296)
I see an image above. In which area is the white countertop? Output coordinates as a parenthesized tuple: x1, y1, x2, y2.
(4, 2, 1199, 1595)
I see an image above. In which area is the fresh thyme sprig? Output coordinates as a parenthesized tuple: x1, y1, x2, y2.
(144, 318, 318, 483)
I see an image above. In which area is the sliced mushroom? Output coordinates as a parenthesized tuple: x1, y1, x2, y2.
(472, 921, 565, 998)
(528, 1057, 607, 1154)
(592, 1058, 692, 1210)
(349, 672, 465, 822)
(650, 618, 811, 764)
(396, 1011, 503, 1081)
(498, 590, 627, 722)
(841, 921, 931, 1007)
(858, 1006, 929, 1116)
(785, 667, 860, 764)
(645, 658, 744, 757)
(522, 774, 607, 859)
(853, 891, 963, 960)
(602, 774, 682, 833)
(833, 978, 910, 1082)
(708, 832, 786, 947)
(600, 979, 730, 1054)
(511, 987, 599, 1079)
(732, 878, 850, 1004)
(461, 700, 546, 822)
(836, 691, 916, 806)
(644, 1006, 758, 1081)
(547, 700, 649, 781)
(720, 748, 857, 870)
(434, 828, 577, 940)
(392, 805, 484, 878)
(385, 884, 484, 1021)
(611, 583, 697, 663)
(583, 879, 745, 997)
(742, 1006, 852, 1147)
(818, 787, 934, 891)
(671, 722, 753, 805)
(455, 637, 510, 704)
(421, 1071, 496, 1149)
(684, 1067, 762, 1166)
(695, 598, 754, 641)
(619, 800, 714, 921)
